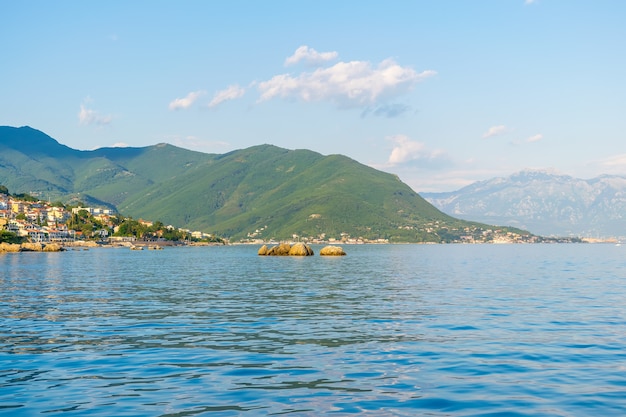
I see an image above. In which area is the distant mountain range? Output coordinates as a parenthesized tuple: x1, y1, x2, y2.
(422, 170, 626, 238)
(1, 126, 526, 242)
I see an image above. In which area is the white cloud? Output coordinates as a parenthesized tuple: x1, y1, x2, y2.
(361, 103, 412, 118)
(78, 102, 113, 126)
(482, 125, 508, 139)
(168, 90, 206, 110)
(208, 85, 245, 108)
(111, 142, 129, 147)
(525, 0, 537, 4)
(598, 154, 626, 168)
(509, 133, 543, 146)
(284, 45, 339, 66)
(258, 58, 436, 108)
(386, 134, 447, 166)
(581, 153, 626, 177)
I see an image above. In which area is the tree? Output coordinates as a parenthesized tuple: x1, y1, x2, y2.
(13, 193, 37, 202)
(109, 215, 124, 227)
(114, 218, 146, 239)
(0, 185, 8, 195)
(80, 223, 94, 237)
(0, 230, 19, 243)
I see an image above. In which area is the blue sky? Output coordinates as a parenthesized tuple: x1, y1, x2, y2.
(2, 1, 626, 192)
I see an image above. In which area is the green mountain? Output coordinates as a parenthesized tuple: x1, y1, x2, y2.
(0, 126, 530, 242)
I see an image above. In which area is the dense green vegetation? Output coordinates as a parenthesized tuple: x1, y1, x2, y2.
(0, 229, 22, 244)
(0, 126, 533, 242)
(0, 185, 34, 200)
(113, 219, 189, 241)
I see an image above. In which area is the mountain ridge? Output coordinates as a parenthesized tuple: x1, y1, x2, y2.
(422, 169, 626, 238)
(1, 125, 531, 242)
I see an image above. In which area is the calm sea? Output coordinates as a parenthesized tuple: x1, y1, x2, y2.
(1, 244, 626, 416)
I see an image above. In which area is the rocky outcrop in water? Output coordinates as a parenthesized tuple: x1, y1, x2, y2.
(258, 242, 314, 256)
(288, 242, 314, 256)
(42, 243, 64, 252)
(319, 245, 346, 256)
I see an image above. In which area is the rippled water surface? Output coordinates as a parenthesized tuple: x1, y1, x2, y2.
(2, 244, 626, 416)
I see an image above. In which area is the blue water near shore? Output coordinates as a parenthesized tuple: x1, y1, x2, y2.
(2, 243, 626, 416)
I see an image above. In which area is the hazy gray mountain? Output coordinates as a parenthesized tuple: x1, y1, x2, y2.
(421, 170, 626, 238)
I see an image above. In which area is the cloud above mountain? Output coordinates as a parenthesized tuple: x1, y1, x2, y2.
(169, 90, 206, 110)
(169, 46, 434, 116)
(590, 153, 626, 176)
(257, 58, 435, 109)
(208, 85, 245, 108)
(386, 134, 448, 167)
(361, 103, 412, 118)
(482, 125, 508, 139)
(78, 98, 113, 126)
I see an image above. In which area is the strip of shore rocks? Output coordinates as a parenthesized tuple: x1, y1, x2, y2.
(0, 242, 65, 252)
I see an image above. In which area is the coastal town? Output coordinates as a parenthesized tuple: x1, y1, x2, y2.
(0, 190, 219, 251)
(241, 223, 547, 245)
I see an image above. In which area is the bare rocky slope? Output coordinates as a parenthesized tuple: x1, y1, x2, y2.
(422, 170, 626, 238)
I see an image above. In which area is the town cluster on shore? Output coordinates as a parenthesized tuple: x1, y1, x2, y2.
(0, 191, 221, 251)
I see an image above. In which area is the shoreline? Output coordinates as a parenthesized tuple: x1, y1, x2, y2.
(1, 238, 610, 253)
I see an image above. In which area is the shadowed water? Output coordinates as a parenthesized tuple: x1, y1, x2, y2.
(1, 244, 626, 416)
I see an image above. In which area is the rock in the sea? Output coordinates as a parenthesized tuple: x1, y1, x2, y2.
(43, 243, 64, 252)
(288, 242, 314, 256)
(259, 242, 314, 256)
(266, 243, 293, 256)
(64, 240, 98, 248)
(319, 245, 346, 256)
(20, 242, 44, 252)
